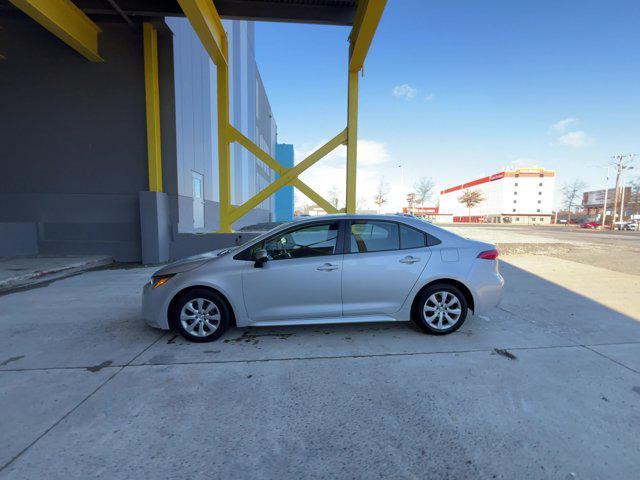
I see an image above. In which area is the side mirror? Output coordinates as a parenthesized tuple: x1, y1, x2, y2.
(254, 248, 268, 268)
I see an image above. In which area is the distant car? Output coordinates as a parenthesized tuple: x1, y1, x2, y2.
(142, 215, 504, 342)
(557, 219, 568, 225)
(580, 222, 600, 229)
(624, 221, 638, 231)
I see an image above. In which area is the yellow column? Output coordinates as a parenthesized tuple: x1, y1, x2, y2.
(143, 23, 162, 192)
(217, 60, 232, 232)
(346, 69, 359, 213)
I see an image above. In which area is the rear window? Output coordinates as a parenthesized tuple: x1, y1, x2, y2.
(350, 221, 399, 253)
(399, 224, 427, 249)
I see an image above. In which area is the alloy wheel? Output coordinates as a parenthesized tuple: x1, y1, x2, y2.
(422, 291, 462, 330)
(180, 298, 221, 337)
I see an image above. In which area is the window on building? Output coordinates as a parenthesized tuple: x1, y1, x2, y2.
(512, 209, 516, 212)
(539, 173, 544, 177)
(514, 191, 518, 195)
(532, 217, 536, 221)
(513, 200, 517, 204)
(515, 182, 518, 186)
(538, 191, 542, 195)
(538, 200, 541, 204)
(515, 217, 520, 221)
(515, 174, 520, 178)
(540, 218, 544, 221)
(539, 182, 543, 187)
(537, 209, 540, 212)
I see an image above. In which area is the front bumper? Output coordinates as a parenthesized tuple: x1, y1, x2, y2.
(141, 281, 171, 330)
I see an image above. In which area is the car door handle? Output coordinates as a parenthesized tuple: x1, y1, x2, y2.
(317, 263, 339, 271)
(399, 256, 420, 264)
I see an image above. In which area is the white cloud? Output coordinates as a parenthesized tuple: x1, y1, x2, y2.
(551, 117, 577, 132)
(556, 130, 595, 148)
(424, 93, 435, 101)
(392, 84, 418, 101)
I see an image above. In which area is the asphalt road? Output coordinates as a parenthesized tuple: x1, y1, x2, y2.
(449, 224, 640, 275)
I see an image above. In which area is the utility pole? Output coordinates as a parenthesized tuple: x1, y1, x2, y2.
(609, 154, 636, 230)
(619, 172, 626, 223)
(601, 166, 610, 228)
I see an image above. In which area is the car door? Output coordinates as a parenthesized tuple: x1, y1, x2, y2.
(341, 220, 431, 316)
(241, 220, 344, 322)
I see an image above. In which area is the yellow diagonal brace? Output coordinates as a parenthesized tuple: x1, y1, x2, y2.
(143, 23, 162, 192)
(228, 126, 339, 214)
(10, 0, 103, 62)
(228, 129, 347, 223)
(349, 0, 387, 72)
(177, 0, 227, 66)
(292, 180, 339, 214)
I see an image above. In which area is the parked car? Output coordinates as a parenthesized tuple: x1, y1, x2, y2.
(624, 221, 638, 231)
(580, 221, 600, 229)
(142, 215, 504, 342)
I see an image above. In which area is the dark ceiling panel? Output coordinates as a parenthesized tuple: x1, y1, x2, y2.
(57, 0, 358, 26)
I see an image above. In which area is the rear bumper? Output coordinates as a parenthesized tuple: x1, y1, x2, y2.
(474, 272, 504, 314)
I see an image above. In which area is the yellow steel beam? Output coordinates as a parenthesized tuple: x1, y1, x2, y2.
(349, 0, 387, 72)
(9, 0, 103, 62)
(228, 129, 347, 223)
(228, 126, 339, 214)
(345, 69, 358, 213)
(177, 0, 227, 66)
(217, 62, 232, 232)
(143, 23, 162, 192)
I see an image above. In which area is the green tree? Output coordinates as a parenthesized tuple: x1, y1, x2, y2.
(458, 189, 485, 221)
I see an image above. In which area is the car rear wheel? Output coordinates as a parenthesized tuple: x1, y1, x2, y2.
(412, 284, 468, 335)
(170, 289, 229, 342)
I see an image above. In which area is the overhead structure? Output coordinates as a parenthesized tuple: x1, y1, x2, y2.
(8, 0, 103, 61)
(4, 0, 387, 232)
(177, 0, 387, 231)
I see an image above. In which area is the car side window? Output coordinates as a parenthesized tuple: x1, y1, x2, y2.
(257, 222, 339, 260)
(399, 224, 427, 249)
(350, 221, 400, 253)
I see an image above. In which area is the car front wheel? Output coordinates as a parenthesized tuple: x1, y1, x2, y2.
(413, 284, 468, 335)
(170, 289, 229, 342)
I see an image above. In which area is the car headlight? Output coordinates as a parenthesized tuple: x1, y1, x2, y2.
(151, 274, 175, 289)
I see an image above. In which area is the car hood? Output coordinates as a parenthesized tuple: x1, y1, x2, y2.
(152, 248, 231, 277)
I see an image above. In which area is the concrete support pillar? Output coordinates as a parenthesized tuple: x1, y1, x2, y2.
(139, 191, 171, 264)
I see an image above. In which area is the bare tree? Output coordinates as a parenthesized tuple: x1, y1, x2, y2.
(458, 189, 485, 221)
(327, 185, 341, 209)
(628, 179, 640, 217)
(356, 196, 368, 212)
(413, 177, 435, 206)
(561, 180, 587, 224)
(374, 178, 390, 213)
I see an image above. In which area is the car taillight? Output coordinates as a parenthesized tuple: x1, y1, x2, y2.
(477, 249, 499, 260)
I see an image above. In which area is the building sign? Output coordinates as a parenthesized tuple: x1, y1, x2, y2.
(403, 206, 439, 215)
(582, 187, 630, 207)
(489, 172, 505, 181)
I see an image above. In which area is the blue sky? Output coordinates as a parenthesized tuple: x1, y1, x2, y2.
(255, 0, 640, 210)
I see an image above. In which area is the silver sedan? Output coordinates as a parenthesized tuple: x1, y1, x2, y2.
(142, 215, 504, 342)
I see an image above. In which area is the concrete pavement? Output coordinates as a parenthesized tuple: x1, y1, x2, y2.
(0, 255, 639, 479)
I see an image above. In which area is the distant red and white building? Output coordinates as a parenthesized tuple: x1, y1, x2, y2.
(438, 168, 556, 224)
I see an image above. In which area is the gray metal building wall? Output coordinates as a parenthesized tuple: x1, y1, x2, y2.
(0, 18, 180, 261)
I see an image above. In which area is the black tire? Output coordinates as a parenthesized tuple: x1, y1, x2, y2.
(412, 283, 468, 335)
(169, 288, 230, 342)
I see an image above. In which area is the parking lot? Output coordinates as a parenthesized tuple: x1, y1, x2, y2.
(1, 225, 639, 479)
